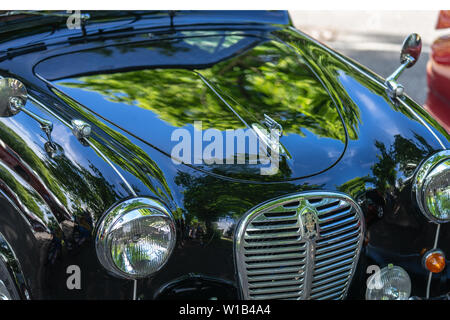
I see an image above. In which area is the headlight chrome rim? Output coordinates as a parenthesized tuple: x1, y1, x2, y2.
(414, 150, 450, 224)
(95, 197, 176, 279)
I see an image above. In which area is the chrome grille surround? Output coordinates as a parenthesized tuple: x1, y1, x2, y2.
(234, 192, 364, 300)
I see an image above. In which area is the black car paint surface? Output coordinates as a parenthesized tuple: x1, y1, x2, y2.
(0, 11, 448, 300)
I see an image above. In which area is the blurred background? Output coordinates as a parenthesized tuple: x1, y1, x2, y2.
(290, 11, 448, 105)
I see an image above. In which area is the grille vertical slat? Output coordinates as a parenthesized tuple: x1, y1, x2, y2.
(315, 243, 359, 261)
(249, 279, 305, 289)
(316, 236, 359, 254)
(316, 201, 350, 215)
(313, 257, 355, 275)
(249, 291, 303, 300)
(310, 283, 348, 299)
(245, 252, 306, 262)
(318, 207, 353, 222)
(244, 237, 302, 247)
(314, 251, 356, 268)
(319, 214, 358, 231)
(245, 245, 306, 254)
(248, 272, 305, 282)
(235, 192, 364, 300)
(248, 284, 304, 294)
(312, 264, 353, 281)
(246, 222, 300, 232)
(315, 229, 360, 247)
(246, 259, 306, 269)
(311, 272, 350, 288)
(246, 266, 303, 276)
(244, 230, 301, 239)
(319, 221, 360, 238)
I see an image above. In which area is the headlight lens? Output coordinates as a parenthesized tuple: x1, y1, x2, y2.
(423, 161, 449, 220)
(95, 197, 176, 279)
(414, 151, 450, 223)
(366, 265, 411, 300)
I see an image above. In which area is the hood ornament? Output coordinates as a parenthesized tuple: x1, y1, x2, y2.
(263, 114, 283, 138)
(251, 114, 289, 158)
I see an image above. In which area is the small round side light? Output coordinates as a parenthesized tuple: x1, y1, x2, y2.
(423, 250, 446, 273)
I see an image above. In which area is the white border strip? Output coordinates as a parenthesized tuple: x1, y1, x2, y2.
(1, 1, 448, 10)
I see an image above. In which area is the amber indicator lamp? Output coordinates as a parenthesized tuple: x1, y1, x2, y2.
(423, 250, 446, 273)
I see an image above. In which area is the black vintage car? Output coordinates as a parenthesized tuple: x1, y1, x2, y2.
(0, 10, 448, 301)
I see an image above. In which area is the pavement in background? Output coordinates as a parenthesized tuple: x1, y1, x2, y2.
(290, 11, 448, 105)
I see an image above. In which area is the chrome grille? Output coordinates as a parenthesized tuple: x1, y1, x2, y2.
(235, 192, 364, 300)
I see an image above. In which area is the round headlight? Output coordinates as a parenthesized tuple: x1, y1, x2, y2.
(95, 197, 176, 279)
(414, 151, 450, 223)
(366, 265, 411, 300)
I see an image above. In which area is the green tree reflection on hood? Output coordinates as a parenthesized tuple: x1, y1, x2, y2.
(57, 36, 347, 142)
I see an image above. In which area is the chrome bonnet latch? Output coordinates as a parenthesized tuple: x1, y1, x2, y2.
(385, 33, 422, 99)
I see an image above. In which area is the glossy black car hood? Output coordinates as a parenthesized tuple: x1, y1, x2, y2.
(35, 32, 347, 182)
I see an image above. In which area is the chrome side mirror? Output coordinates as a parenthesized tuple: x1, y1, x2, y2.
(0, 77, 56, 151)
(400, 33, 422, 67)
(0, 78, 27, 117)
(385, 33, 422, 99)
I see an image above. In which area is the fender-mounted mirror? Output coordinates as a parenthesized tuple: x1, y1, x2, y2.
(0, 77, 27, 117)
(386, 33, 422, 99)
(401, 33, 422, 68)
(0, 77, 56, 152)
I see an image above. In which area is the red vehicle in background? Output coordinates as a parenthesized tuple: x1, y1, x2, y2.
(426, 10, 450, 133)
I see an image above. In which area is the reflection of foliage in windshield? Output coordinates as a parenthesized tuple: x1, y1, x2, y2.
(57, 37, 346, 142)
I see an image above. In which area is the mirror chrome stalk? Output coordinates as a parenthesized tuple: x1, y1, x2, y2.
(0, 77, 57, 152)
(385, 33, 422, 99)
(385, 55, 414, 98)
(11, 97, 55, 148)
